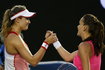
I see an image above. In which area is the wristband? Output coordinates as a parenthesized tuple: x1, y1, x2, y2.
(41, 41, 49, 50)
(53, 41, 62, 49)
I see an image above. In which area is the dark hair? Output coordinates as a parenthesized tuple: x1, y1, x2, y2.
(82, 14, 105, 56)
(0, 5, 26, 38)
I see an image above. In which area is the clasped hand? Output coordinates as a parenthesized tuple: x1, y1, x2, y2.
(44, 30, 58, 45)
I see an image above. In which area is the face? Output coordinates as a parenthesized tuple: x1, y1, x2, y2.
(77, 17, 85, 37)
(17, 17, 31, 30)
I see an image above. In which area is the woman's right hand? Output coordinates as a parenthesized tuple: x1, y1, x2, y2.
(45, 30, 53, 39)
(45, 33, 58, 45)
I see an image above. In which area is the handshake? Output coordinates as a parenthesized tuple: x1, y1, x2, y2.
(42, 30, 62, 50)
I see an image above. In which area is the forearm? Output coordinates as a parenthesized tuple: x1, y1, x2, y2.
(53, 41, 77, 62)
(56, 47, 72, 61)
(30, 41, 48, 66)
(32, 47, 46, 66)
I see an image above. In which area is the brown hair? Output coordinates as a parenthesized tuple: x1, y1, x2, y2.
(82, 14, 105, 56)
(0, 5, 26, 38)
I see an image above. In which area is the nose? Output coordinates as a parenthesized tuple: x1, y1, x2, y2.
(28, 20, 31, 24)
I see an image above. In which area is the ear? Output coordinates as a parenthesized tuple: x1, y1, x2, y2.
(15, 17, 21, 23)
(83, 25, 88, 31)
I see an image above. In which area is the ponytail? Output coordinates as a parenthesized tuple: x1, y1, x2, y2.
(0, 9, 12, 38)
(92, 21, 105, 56)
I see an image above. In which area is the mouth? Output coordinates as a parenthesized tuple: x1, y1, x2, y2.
(27, 23, 30, 25)
(25, 24, 29, 27)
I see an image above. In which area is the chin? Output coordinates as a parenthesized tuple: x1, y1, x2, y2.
(23, 27, 28, 31)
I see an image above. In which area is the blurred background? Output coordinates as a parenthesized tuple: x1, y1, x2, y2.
(0, 0, 105, 70)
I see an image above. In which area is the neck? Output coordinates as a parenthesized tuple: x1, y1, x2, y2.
(81, 32, 91, 41)
(11, 24, 21, 34)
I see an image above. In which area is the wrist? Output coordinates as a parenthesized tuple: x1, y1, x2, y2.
(53, 41, 62, 49)
(41, 41, 49, 50)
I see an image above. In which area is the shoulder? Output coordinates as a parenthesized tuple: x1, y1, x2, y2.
(78, 41, 92, 55)
(78, 41, 92, 48)
(5, 34, 21, 45)
(6, 33, 18, 40)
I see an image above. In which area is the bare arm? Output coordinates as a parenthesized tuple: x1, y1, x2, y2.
(45, 30, 77, 62)
(56, 46, 77, 62)
(78, 42, 92, 70)
(5, 33, 57, 66)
